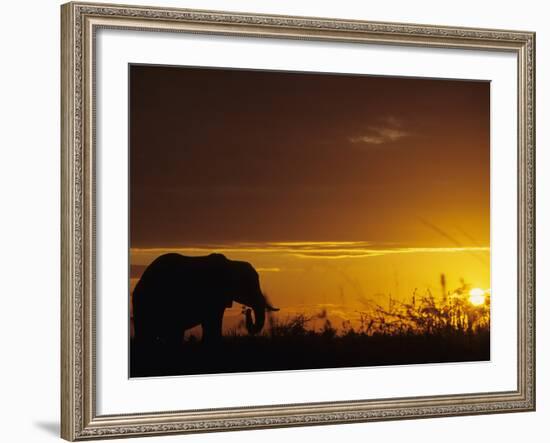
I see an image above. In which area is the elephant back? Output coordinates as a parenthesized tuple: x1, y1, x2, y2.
(132, 253, 230, 335)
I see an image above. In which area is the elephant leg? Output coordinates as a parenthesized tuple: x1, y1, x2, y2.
(164, 328, 183, 349)
(201, 308, 225, 345)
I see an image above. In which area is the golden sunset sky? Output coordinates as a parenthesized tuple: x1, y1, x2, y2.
(129, 65, 490, 332)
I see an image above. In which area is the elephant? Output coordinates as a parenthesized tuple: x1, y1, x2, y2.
(132, 253, 278, 347)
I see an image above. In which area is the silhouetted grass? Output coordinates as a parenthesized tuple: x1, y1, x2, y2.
(130, 278, 490, 377)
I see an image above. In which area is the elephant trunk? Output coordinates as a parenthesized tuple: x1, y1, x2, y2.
(245, 303, 266, 335)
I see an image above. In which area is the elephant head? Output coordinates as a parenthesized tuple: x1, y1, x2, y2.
(221, 257, 279, 335)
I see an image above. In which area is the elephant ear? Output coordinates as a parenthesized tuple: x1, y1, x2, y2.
(208, 253, 233, 308)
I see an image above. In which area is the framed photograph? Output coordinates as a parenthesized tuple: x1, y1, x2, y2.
(61, 1, 536, 440)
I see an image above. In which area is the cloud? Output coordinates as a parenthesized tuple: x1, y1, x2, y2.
(349, 116, 410, 146)
(131, 241, 489, 261)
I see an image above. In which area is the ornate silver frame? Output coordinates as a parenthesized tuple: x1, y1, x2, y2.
(61, 2, 536, 440)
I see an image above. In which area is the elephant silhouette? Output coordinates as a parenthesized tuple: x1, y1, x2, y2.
(132, 253, 278, 348)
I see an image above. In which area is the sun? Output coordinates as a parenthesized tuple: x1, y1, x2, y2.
(469, 288, 486, 306)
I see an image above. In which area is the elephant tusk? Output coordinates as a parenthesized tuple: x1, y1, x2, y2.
(266, 303, 279, 312)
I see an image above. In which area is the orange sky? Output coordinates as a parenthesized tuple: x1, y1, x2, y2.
(129, 65, 490, 333)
